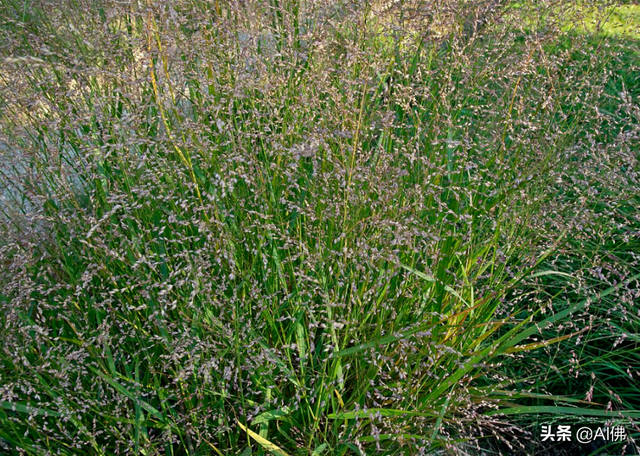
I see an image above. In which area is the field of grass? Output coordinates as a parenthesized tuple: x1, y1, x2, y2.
(0, 0, 639, 454)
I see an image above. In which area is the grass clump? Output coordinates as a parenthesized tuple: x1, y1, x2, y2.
(0, 0, 639, 454)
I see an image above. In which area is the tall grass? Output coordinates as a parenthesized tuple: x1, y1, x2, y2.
(0, 0, 638, 454)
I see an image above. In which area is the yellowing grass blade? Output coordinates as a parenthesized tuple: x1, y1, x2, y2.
(237, 420, 290, 456)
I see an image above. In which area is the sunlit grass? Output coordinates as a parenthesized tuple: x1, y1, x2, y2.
(576, 4, 640, 39)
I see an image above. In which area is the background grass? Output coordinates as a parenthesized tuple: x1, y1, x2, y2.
(0, 0, 639, 454)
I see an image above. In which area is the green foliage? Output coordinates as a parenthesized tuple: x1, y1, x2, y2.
(0, 0, 638, 454)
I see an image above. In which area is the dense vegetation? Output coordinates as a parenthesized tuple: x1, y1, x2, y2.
(0, 1, 638, 454)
